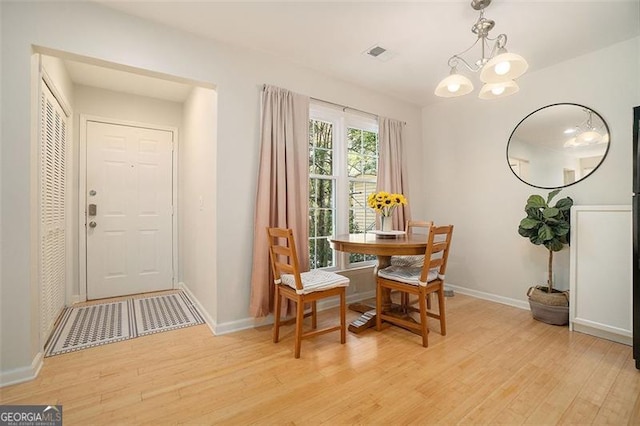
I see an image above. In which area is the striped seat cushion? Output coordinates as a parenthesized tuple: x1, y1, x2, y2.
(390, 254, 425, 267)
(378, 265, 440, 287)
(280, 269, 350, 294)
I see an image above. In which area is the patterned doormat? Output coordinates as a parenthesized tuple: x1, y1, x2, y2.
(45, 291, 204, 357)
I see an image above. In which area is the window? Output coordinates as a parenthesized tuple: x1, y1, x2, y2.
(308, 104, 378, 269)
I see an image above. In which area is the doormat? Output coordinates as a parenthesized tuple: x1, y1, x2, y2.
(45, 291, 204, 357)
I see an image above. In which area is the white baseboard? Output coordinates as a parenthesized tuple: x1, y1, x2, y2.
(445, 283, 530, 311)
(178, 282, 216, 336)
(0, 352, 43, 388)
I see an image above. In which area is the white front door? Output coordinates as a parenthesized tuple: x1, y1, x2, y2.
(86, 121, 174, 299)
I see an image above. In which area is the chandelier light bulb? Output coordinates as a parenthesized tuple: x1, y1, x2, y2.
(576, 130, 602, 145)
(447, 83, 461, 93)
(491, 85, 505, 95)
(480, 52, 529, 83)
(494, 61, 511, 76)
(435, 72, 474, 98)
(478, 80, 519, 100)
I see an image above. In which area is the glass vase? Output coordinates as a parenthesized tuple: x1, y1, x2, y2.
(380, 215, 392, 232)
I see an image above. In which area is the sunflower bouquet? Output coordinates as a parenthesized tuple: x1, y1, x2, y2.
(367, 191, 408, 217)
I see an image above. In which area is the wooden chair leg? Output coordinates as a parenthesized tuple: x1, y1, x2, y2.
(376, 280, 383, 331)
(273, 286, 281, 343)
(401, 292, 408, 309)
(340, 289, 346, 344)
(294, 298, 304, 358)
(437, 288, 446, 336)
(427, 293, 432, 310)
(419, 287, 429, 348)
(311, 301, 317, 329)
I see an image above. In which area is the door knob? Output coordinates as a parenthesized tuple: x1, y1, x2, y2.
(89, 221, 97, 228)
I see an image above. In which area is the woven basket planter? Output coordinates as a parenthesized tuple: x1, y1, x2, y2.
(527, 286, 569, 326)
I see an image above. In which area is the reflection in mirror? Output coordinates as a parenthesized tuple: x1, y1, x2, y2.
(507, 103, 610, 189)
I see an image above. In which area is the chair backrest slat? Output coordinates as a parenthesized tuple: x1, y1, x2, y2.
(266, 227, 304, 291)
(420, 225, 454, 282)
(405, 220, 433, 235)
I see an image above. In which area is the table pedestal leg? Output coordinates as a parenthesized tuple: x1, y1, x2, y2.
(347, 255, 392, 334)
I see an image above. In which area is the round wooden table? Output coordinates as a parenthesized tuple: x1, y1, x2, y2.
(329, 233, 428, 333)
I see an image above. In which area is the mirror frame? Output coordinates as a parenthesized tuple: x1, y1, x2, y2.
(506, 103, 610, 189)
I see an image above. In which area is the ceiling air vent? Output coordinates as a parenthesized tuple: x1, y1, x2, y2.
(367, 46, 387, 57)
(362, 44, 396, 62)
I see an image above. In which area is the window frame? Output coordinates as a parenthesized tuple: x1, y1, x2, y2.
(309, 103, 379, 271)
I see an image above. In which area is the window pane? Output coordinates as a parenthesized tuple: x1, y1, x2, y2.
(349, 181, 376, 234)
(316, 209, 333, 236)
(309, 209, 317, 237)
(350, 252, 376, 263)
(347, 128, 362, 152)
(362, 130, 378, 156)
(309, 119, 333, 175)
(309, 238, 334, 269)
(311, 147, 332, 175)
(348, 152, 363, 177)
(363, 155, 377, 176)
(310, 177, 333, 209)
(310, 120, 333, 149)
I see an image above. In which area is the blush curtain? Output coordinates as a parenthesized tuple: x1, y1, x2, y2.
(377, 117, 411, 230)
(249, 85, 310, 318)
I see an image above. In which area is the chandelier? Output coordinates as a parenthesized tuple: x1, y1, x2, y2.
(434, 0, 528, 100)
(564, 109, 608, 148)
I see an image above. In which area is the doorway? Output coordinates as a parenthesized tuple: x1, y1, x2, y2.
(84, 119, 176, 299)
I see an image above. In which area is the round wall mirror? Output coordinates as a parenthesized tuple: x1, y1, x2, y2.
(506, 103, 610, 189)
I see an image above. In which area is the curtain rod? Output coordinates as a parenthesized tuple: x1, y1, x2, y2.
(262, 84, 406, 125)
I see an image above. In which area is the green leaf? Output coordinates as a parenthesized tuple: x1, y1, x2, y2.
(547, 189, 561, 204)
(519, 227, 536, 238)
(525, 207, 543, 220)
(519, 218, 540, 230)
(546, 239, 564, 252)
(555, 197, 574, 211)
(526, 195, 546, 209)
(530, 235, 544, 245)
(543, 207, 559, 218)
(538, 224, 553, 241)
(552, 221, 570, 236)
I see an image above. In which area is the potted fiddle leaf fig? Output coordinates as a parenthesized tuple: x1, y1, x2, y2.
(518, 189, 573, 325)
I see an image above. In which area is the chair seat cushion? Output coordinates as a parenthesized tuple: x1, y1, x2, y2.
(390, 255, 425, 267)
(280, 269, 350, 294)
(378, 265, 439, 287)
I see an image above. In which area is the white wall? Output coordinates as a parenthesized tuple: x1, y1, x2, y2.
(421, 37, 640, 305)
(0, 1, 422, 379)
(180, 88, 218, 323)
(74, 85, 183, 128)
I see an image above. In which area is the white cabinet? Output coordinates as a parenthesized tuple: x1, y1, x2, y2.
(569, 205, 632, 345)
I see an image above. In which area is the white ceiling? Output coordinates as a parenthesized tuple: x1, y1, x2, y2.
(88, 0, 639, 107)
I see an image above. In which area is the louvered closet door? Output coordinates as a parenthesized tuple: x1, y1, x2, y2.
(86, 121, 174, 300)
(40, 82, 68, 345)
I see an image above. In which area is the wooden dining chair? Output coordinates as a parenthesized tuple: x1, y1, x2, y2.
(391, 220, 433, 307)
(376, 225, 453, 347)
(266, 227, 349, 358)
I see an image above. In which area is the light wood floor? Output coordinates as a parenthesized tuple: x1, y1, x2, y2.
(2, 293, 639, 425)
